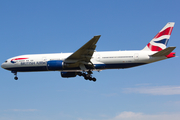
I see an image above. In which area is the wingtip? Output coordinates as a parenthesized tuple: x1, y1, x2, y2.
(169, 46, 176, 49)
(94, 35, 101, 37)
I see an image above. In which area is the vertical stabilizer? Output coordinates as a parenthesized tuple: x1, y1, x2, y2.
(142, 22, 175, 51)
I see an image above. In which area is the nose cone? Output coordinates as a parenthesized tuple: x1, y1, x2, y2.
(1, 63, 6, 69)
(1, 61, 12, 71)
(1, 62, 9, 70)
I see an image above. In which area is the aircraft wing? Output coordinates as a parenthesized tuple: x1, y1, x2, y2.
(64, 35, 101, 69)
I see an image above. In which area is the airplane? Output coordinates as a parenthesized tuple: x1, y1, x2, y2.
(1, 22, 176, 82)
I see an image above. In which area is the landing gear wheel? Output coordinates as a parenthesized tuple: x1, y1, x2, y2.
(80, 71, 97, 82)
(14, 76, 18, 80)
(92, 78, 96, 82)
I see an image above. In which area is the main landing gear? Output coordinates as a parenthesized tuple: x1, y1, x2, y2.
(77, 71, 96, 82)
(11, 71, 18, 80)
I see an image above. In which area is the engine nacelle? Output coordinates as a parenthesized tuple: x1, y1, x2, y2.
(61, 72, 77, 78)
(47, 60, 64, 70)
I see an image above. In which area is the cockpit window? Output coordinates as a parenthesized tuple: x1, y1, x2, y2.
(5, 61, 8, 63)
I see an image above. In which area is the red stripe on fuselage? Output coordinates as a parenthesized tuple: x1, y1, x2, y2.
(154, 27, 173, 39)
(11, 58, 28, 61)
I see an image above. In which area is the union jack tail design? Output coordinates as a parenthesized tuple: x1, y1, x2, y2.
(143, 22, 175, 51)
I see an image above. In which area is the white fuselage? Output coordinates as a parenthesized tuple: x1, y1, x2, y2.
(1, 50, 167, 72)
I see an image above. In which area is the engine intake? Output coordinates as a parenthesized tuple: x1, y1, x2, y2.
(47, 60, 64, 70)
(61, 72, 77, 78)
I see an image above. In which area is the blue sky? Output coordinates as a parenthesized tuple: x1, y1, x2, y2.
(0, 0, 180, 120)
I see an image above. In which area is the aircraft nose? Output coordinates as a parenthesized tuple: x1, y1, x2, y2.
(1, 63, 4, 68)
(1, 63, 6, 69)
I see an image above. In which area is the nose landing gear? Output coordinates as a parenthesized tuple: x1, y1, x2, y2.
(11, 71, 18, 80)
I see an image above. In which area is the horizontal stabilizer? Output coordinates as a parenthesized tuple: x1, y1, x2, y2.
(151, 47, 176, 57)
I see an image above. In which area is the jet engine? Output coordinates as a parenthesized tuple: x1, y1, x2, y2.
(61, 72, 77, 78)
(47, 60, 64, 70)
